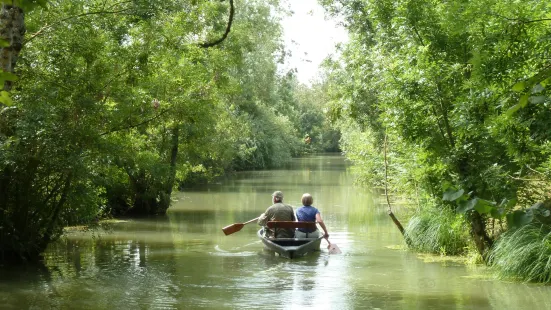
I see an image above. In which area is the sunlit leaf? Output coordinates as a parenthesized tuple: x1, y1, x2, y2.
(0, 91, 13, 106)
(505, 103, 522, 116)
(519, 94, 529, 107)
(512, 81, 525, 92)
(0, 71, 18, 82)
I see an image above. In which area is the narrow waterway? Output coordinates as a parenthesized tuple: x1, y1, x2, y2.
(1, 154, 550, 309)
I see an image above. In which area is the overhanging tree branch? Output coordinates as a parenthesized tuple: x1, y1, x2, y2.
(24, 7, 133, 45)
(99, 108, 170, 136)
(489, 13, 551, 24)
(412, 25, 425, 47)
(199, 0, 234, 48)
(383, 133, 406, 236)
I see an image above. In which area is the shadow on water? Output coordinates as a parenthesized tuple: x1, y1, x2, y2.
(0, 260, 52, 283)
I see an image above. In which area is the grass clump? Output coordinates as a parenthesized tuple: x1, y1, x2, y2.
(404, 208, 470, 256)
(489, 224, 551, 283)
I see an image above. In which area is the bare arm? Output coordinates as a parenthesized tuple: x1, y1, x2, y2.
(315, 213, 329, 238)
(258, 213, 268, 226)
(258, 207, 274, 226)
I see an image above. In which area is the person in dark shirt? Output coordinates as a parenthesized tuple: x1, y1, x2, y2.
(295, 193, 329, 239)
(258, 191, 296, 238)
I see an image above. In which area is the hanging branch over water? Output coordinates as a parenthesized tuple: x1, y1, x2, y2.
(199, 0, 234, 48)
(384, 133, 405, 236)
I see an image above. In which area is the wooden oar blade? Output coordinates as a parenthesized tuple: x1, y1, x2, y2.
(327, 243, 341, 254)
(222, 223, 244, 236)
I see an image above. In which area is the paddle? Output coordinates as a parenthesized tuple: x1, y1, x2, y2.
(222, 217, 259, 236)
(316, 222, 341, 254)
(325, 237, 341, 254)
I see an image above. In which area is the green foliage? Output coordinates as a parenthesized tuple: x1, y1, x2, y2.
(489, 223, 551, 283)
(320, 0, 551, 261)
(1, 0, 48, 12)
(0, 0, 334, 262)
(404, 207, 470, 256)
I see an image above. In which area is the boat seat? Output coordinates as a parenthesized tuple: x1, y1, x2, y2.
(266, 221, 317, 230)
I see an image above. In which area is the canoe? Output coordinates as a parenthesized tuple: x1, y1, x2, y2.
(257, 221, 323, 259)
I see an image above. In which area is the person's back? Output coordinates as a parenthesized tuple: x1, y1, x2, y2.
(295, 193, 329, 239)
(258, 191, 296, 238)
(296, 205, 319, 232)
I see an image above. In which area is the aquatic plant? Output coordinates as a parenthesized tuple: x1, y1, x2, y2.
(404, 208, 470, 256)
(489, 224, 551, 283)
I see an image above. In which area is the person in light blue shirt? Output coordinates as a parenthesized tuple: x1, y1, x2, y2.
(295, 193, 329, 239)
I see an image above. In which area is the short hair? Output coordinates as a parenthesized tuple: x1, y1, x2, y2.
(301, 193, 313, 206)
(272, 191, 283, 202)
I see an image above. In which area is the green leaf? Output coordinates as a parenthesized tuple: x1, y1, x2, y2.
(0, 39, 9, 47)
(474, 199, 495, 214)
(532, 84, 545, 94)
(530, 202, 544, 210)
(443, 188, 464, 201)
(529, 96, 547, 104)
(490, 207, 505, 219)
(512, 81, 525, 92)
(519, 94, 529, 107)
(529, 202, 550, 217)
(506, 210, 534, 228)
(0, 71, 18, 82)
(0, 91, 13, 106)
(504, 198, 517, 209)
(457, 198, 477, 213)
(441, 181, 454, 191)
(505, 103, 522, 116)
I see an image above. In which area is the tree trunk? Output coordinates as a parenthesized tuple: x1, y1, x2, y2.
(128, 170, 154, 215)
(388, 210, 405, 235)
(38, 172, 73, 254)
(159, 125, 179, 213)
(468, 210, 493, 260)
(383, 134, 406, 236)
(0, 4, 26, 91)
(0, 166, 10, 213)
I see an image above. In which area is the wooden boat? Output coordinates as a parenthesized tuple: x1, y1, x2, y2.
(258, 221, 323, 259)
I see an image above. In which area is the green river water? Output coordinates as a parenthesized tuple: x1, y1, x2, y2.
(1, 154, 550, 309)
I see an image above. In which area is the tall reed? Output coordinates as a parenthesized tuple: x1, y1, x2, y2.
(404, 208, 469, 256)
(489, 224, 551, 283)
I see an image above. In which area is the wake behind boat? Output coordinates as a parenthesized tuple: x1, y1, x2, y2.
(258, 221, 323, 259)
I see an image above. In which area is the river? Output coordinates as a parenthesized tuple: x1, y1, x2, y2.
(1, 154, 550, 309)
